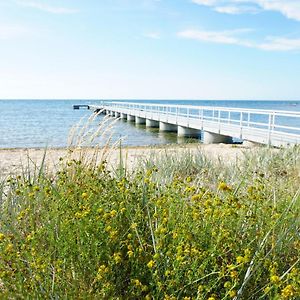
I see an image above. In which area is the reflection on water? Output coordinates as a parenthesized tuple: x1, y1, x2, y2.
(97, 116, 198, 147)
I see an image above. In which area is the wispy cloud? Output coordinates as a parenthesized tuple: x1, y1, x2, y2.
(15, 0, 79, 14)
(214, 5, 259, 15)
(178, 28, 300, 51)
(192, 0, 300, 21)
(144, 32, 161, 39)
(259, 36, 300, 51)
(0, 24, 32, 39)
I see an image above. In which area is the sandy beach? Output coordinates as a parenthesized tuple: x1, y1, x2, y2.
(0, 143, 260, 179)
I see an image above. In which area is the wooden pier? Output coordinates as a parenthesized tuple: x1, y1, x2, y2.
(89, 102, 300, 147)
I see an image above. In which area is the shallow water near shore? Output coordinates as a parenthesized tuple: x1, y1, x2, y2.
(0, 99, 299, 148)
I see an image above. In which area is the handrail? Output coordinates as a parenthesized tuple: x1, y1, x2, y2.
(103, 101, 300, 116)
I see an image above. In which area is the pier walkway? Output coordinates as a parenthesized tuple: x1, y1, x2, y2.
(91, 102, 300, 146)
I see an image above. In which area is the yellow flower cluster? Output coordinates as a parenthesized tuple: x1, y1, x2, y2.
(281, 284, 296, 298)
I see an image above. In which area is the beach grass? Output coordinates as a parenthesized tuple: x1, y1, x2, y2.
(0, 144, 300, 299)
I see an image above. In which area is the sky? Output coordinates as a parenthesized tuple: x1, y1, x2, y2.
(0, 0, 300, 100)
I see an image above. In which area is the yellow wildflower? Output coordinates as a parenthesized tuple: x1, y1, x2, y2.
(229, 290, 237, 298)
(113, 252, 122, 264)
(270, 275, 281, 285)
(81, 192, 88, 200)
(132, 279, 142, 287)
(110, 210, 117, 217)
(264, 286, 271, 294)
(0, 233, 5, 241)
(218, 181, 232, 191)
(147, 260, 155, 269)
(97, 208, 104, 214)
(230, 270, 238, 279)
(236, 256, 244, 264)
(127, 250, 133, 258)
(131, 223, 137, 230)
(281, 284, 295, 298)
(105, 225, 112, 232)
(5, 243, 13, 253)
(33, 186, 40, 192)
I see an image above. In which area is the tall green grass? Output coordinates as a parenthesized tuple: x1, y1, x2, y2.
(0, 143, 299, 299)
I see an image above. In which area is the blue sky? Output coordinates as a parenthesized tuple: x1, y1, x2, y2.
(0, 0, 300, 100)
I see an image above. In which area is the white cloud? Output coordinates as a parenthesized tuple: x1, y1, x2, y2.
(192, 0, 218, 5)
(255, 0, 300, 21)
(178, 28, 300, 51)
(259, 36, 300, 51)
(191, 0, 300, 21)
(214, 5, 259, 14)
(144, 32, 161, 39)
(178, 28, 252, 46)
(15, 0, 79, 14)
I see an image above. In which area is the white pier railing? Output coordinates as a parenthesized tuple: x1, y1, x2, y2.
(96, 101, 300, 146)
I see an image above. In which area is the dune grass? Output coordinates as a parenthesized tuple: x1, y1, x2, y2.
(0, 144, 299, 299)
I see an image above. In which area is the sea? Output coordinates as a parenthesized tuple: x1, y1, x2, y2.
(0, 100, 299, 149)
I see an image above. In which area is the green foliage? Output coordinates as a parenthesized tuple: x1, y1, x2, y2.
(0, 147, 300, 299)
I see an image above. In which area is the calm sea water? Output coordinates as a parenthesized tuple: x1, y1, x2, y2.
(0, 100, 299, 149)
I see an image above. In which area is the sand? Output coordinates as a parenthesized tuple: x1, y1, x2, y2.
(0, 143, 260, 180)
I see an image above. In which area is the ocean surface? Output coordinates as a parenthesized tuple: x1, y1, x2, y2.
(0, 100, 300, 149)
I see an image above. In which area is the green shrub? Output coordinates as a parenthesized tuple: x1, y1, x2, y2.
(0, 147, 300, 299)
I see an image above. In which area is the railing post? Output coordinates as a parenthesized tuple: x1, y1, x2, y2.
(240, 112, 243, 137)
(268, 113, 272, 146)
(166, 106, 168, 122)
(218, 110, 221, 131)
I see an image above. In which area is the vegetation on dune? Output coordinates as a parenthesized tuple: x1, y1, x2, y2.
(0, 145, 300, 299)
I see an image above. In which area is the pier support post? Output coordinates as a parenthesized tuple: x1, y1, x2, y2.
(115, 112, 120, 118)
(135, 116, 146, 125)
(127, 115, 135, 122)
(146, 119, 159, 128)
(203, 131, 232, 144)
(159, 122, 177, 132)
(178, 126, 200, 138)
(120, 113, 127, 119)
